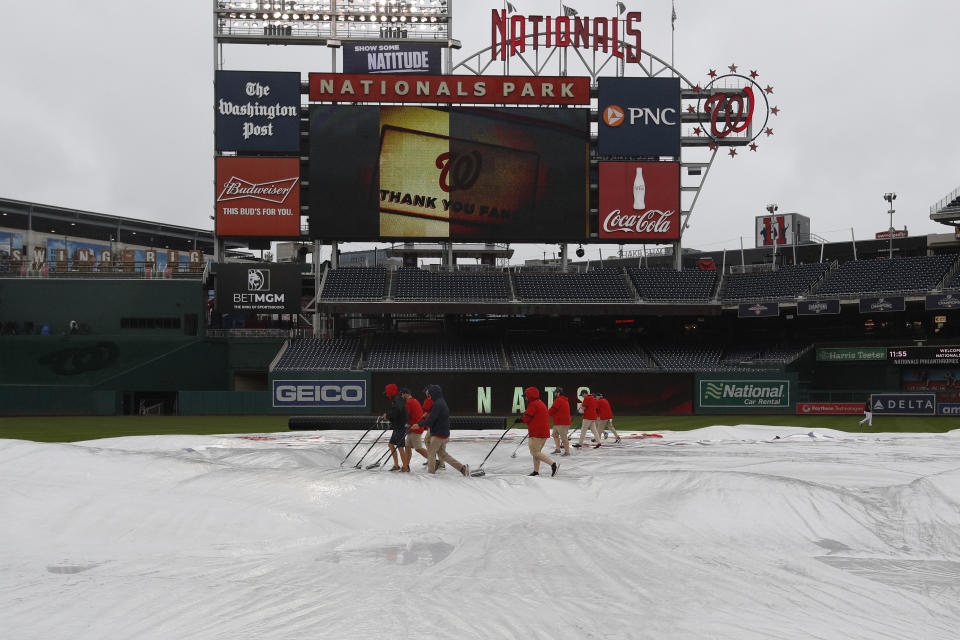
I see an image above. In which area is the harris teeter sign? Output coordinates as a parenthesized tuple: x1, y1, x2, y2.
(699, 379, 791, 408)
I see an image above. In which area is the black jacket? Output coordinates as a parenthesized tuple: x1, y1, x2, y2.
(386, 393, 407, 430)
(423, 385, 451, 438)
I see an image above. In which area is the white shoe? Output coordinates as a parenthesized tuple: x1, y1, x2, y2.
(461, 464, 470, 477)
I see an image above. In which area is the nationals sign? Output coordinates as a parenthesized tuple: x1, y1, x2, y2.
(215, 157, 301, 237)
(308, 73, 589, 105)
(598, 162, 680, 240)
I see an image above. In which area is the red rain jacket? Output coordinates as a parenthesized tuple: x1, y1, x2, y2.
(597, 397, 613, 420)
(406, 397, 425, 433)
(581, 394, 598, 420)
(521, 387, 551, 438)
(548, 394, 571, 426)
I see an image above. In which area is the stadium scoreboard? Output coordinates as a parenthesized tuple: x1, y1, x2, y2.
(887, 346, 960, 365)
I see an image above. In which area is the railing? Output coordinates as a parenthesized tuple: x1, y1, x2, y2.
(930, 185, 960, 215)
(206, 328, 305, 338)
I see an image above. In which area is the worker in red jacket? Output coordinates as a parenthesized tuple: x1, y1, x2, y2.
(595, 392, 621, 444)
(548, 387, 572, 457)
(575, 391, 603, 449)
(516, 387, 558, 476)
(401, 388, 427, 471)
(418, 386, 444, 470)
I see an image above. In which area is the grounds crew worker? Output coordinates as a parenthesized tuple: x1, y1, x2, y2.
(380, 384, 407, 472)
(517, 387, 558, 476)
(402, 388, 428, 469)
(575, 391, 603, 449)
(548, 387, 572, 457)
(595, 392, 621, 443)
(422, 385, 469, 476)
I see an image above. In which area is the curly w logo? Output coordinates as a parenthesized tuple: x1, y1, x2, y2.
(704, 382, 724, 400)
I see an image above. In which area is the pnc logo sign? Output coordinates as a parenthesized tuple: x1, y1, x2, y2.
(602, 105, 625, 127)
(597, 77, 681, 157)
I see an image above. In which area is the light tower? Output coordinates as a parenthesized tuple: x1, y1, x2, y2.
(766, 203, 779, 270)
(884, 193, 897, 259)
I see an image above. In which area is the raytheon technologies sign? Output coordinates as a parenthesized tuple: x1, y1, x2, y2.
(598, 77, 681, 157)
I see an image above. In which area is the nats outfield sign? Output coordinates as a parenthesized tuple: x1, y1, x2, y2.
(308, 73, 590, 105)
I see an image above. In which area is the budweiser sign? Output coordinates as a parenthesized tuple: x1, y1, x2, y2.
(218, 177, 298, 204)
(215, 157, 301, 237)
(598, 162, 680, 240)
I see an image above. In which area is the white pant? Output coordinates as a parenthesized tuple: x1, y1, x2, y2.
(858, 411, 872, 426)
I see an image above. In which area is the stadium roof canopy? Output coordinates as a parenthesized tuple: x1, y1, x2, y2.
(0, 197, 246, 255)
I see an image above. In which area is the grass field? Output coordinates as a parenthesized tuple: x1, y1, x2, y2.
(0, 414, 955, 443)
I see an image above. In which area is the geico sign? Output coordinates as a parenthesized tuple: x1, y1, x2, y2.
(602, 105, 677, 128)
(272, 381, 367, 407)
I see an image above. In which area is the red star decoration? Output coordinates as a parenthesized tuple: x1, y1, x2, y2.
(771, 106, 780, 116)
(749, 70, 759, 78)
(692, 84, 702, 92)
(708, 142, 718, 150)
(728, 148, 738, 157)
(765, 85, 774, 94)
(728, 63, 738, 72)
(693, 127, 702, 136)
(686, 105, 696, 113)
(764, 127, 774, 136)
(749, 143, 758, 152)
(708, 69, 717, 78)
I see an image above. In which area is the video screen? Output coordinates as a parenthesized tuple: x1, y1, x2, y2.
(309, 105, 588, 241)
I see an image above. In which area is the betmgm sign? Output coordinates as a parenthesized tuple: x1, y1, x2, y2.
(215, 263, 302, 314)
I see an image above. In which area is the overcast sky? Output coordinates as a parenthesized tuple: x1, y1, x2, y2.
(1, 0, 958, 263)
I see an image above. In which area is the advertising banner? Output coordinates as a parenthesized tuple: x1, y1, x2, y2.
(597, 77, 681, 157)
(272, 379, 367, 408)
(216, 263, 302, 314)
(869, 393, 936, 415)
(798, 299, 840, 316)
(0, 231, 23, 262)
(925, 293, 960, 310)
(903, 368, 960, 403)
(309, 73, 590, 105)
(309, 105, 588, 241)
(816, 347, 886, 362)
(738, 302, 779, 318)
(215, 157, 301, 237)
(343, 42, 442, 75)
(937, 402, 960, 416)
(754, 213, 810, 247)
(875, 228, 907, 240)
(859, 296, 905, 313)
(369, 373, 693, 416)
(598, 162, 680, 240)
(796, 402, 864, 415)
(215, 71, 301, 152)
(697, 377, 792, 410)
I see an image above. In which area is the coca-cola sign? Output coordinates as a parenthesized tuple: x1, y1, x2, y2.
(598, 162, 680, 240)
(216, 157, 301, 237)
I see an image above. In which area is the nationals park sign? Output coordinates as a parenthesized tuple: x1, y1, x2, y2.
(308, 73, 589, 105)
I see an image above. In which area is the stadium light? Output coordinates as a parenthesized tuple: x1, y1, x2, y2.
(884, 192, 897, 259)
